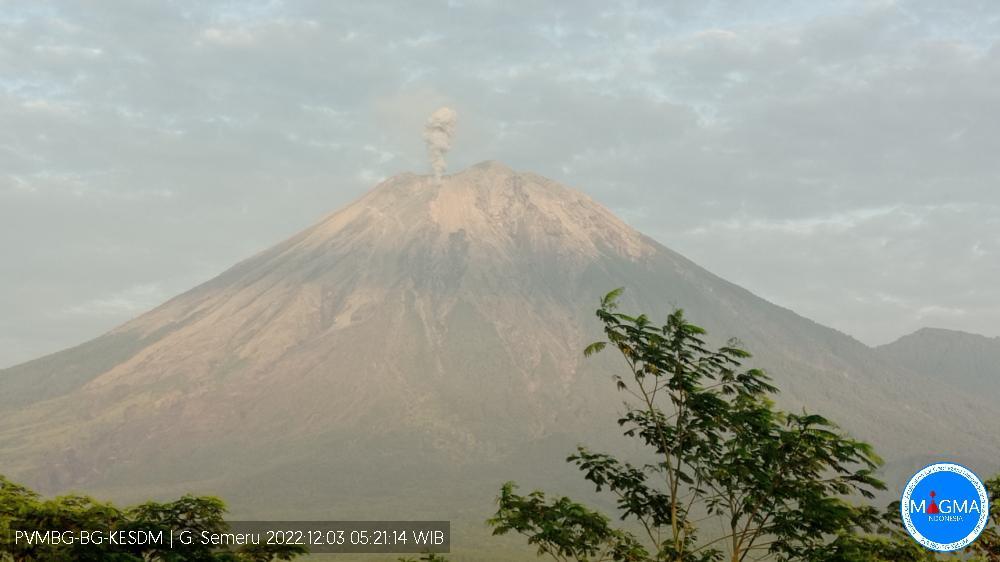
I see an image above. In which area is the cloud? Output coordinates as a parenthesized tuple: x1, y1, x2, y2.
(199, 27, 257, 47)
(685, 206, 922, 236)
(1, 0, 999, 366)
(64, 284, 167, 316)
(667, 202, 1000, 345)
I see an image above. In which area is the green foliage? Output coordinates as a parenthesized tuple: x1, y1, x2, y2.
(968, 474, 1000, 562)
(841, 502, 940, 562)
(234, 542, 308, 562)
(489, 289, 926, 562)
(398, 553, 450, 562)
(0, 475, 305, 561)
(488, 482, 648, 562)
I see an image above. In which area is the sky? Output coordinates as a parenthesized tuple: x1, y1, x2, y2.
(1, 0, 998, 368)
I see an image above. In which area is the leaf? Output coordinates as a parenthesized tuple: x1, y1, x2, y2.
(584, 341, 607, 357)
(601, 288, 625, 310)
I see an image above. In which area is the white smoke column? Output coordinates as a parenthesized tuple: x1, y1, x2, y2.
(423, 107, 457, 181)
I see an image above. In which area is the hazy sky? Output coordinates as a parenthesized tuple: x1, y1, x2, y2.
(2, 0, 998, 368)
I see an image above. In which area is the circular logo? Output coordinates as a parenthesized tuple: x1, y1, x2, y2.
(900, 463, 989, 551)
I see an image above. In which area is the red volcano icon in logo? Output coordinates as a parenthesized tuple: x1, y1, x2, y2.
(927, 491, 941, 514)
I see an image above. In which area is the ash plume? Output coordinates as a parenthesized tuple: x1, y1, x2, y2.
(423, 107, 457, 180)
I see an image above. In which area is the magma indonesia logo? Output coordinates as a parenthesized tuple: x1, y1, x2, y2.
(901, 463, 990, 551)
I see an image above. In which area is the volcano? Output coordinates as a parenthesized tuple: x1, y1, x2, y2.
(1, 161, 997, 556)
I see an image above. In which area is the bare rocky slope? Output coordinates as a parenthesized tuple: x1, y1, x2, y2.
(1, 161, 997, 556)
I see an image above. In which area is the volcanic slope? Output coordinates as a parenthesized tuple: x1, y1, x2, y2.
(1, 161, 996, 554)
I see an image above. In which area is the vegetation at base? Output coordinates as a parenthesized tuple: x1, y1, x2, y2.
(0, 477, 305, 561)
(488, 289, 1000, 562)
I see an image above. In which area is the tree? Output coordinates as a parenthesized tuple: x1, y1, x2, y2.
(489, 290, 889, 562)
(127, 494, 232, 561)
(233, 542, 308, 562)
(968, 475, 1000, 562)
(0, 476, 305, 562)
(491, 482, 648, 562)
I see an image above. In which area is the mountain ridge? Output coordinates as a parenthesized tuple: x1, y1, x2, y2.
(875, 326, 1000, 395)
(884, 326, 1000, 343)
(1, 162, 997, 557)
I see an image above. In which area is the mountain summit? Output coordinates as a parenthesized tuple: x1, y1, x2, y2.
(1, 162, 997, 550)
(0, 161, 671, 499)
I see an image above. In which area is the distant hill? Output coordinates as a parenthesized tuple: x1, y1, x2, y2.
(876, 327, 1000, 395)
(2, 161, 998, 559)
